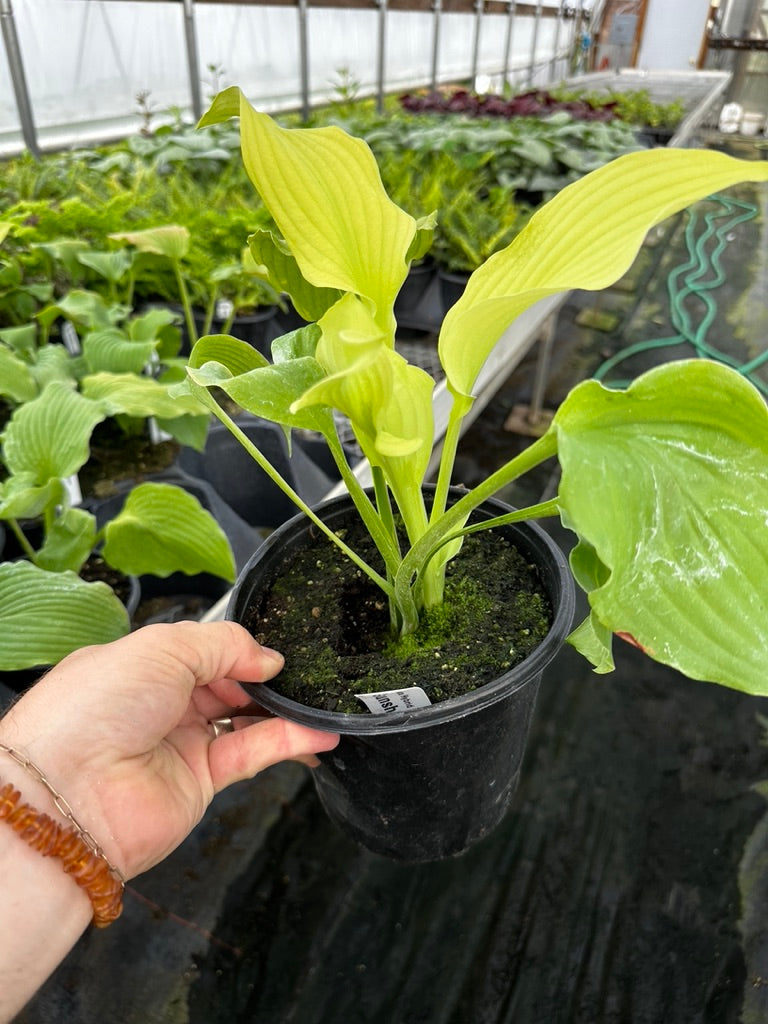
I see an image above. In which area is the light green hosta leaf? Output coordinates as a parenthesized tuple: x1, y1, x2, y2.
(406, 211, 438, 264)
(102, 482, 235, 581)
(0, 474, 63, 521)
(109, 225, 190, 261)
(440, 148, 768, 400)
(248, 229, 342, 323)
(82, 371, 208, 420)
(2, 382, 106, 480)
(554, 360, 768, 695)
(82, 328, 158, 374)
(129, 306, 180, 343)
(187, 357, 335, 437)
(33, 343, 79, 390)
(36, 507, 97, 574)
(0, 222, 10, 245)
(202, 87, 415, 332)
(271, 323, 322, 363)
(294, 333, 434, 523)
(0, 345, 37, 403)
(77, 249, 134, 284)
(34, 238, 91, 278)
(0, 324, 38, 358)
(295, 295, 434, 476)
(37, 290, 126, 332)
(155, 410, 210, 451)
(189, 333, 269, 375)
(0, 562, 129, 670)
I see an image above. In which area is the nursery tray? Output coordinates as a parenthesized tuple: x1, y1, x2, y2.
(568, 68, 732, 146)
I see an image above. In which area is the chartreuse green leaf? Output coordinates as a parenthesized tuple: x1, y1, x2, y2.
(36, 507, 97, 574)
(0, 324, 38, 358)
(248, 229, 342, 324)
(129, 306, 180, 344)
(0, 474, 63, 521)
(186, 356, 334, 437)
(2, 382, 106, 481)
(102, 482, 235, 581)
(109, 225, 190, 261)
(188, 333, 269, 375)
(0, 562, 129, 670)
(37, 290, 126, 332)
(293, 296, 434, 540)
(553, 360, 768, 695)
(0, 345, 37, 403)
(439, 149, 768, 400)
(406, 212, 438, 263)
(201, 86, 415, 334)
(77, 249, 134, 284)
(82, 371, 207, 421)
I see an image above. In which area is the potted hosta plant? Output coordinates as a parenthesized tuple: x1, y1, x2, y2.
(175, 88, 768, 861)
(0, 380, 235, 677)
(109, 224, 283, 357)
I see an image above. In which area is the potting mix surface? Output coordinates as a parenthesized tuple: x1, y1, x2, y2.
(244, 512, 551, 713)
(9, 137, 768, 1024)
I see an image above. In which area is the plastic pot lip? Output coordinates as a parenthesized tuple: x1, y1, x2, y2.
(228, 488, 576, 736)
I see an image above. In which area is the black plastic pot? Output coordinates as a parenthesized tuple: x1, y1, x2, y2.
(167, 303, 280, 358)
(437, 267, 470, 315)
(134, 569, 230, 626)
(228, 490, 575, 862)
(177, 416, 335, 530)
(394, 258, 436, 320)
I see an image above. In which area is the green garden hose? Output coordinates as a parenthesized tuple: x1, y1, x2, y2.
(592, 194, 768, 396)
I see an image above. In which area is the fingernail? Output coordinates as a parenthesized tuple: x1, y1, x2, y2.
(261, 645, 284, 664)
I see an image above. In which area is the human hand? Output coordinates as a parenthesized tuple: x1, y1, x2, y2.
(0, 621, 339, 880)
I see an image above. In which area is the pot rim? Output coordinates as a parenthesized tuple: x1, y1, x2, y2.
(228, 488, 575, 735)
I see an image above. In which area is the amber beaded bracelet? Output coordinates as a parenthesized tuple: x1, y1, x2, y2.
(0, 746, 124, 927)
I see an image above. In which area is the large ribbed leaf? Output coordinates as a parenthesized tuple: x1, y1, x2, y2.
(2, 381, 106, 481)
(185, 357, 335, 437)
(0, 345, 37, 403)
(554, 360, 768, 695)
(0, 562, 129, 670)
(102, 482, 235, 581)
(82, 328, 157, 374)
(81, 371, 207, 420)
(439, 149, 768, 400)
(201, 87, 415, 333)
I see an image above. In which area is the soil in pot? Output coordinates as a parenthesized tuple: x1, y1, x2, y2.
(242, 509, 552, 714)
(81, 551, 140, 615)
(80, 420, 180, 500)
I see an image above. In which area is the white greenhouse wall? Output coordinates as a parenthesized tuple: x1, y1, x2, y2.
(0, 0, 574, 156)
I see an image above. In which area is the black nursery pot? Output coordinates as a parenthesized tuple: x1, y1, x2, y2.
(228, 491, 575, 862)
(437, 268, 470, 315)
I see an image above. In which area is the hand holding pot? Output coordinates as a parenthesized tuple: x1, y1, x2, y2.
(1, 620, 339, 880)
(0, 621, 338, 1021)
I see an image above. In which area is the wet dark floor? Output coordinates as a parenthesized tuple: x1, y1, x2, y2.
(16, 141, 768, 1024)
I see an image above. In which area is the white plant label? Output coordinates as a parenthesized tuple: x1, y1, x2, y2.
(148, 417, 173, 444)
(215, 298, 234, 321)
(61, 321, 81, 355)
(62, 474, 82, 507)
(356, 687, 432, 715)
